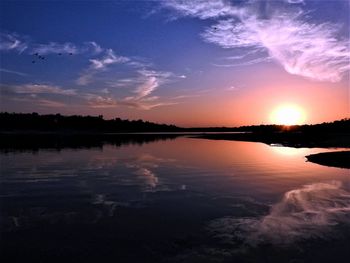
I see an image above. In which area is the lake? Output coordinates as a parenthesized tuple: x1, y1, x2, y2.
(1, 135, 350, 262)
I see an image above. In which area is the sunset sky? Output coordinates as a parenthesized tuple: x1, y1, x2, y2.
(0, 0, 349, 127)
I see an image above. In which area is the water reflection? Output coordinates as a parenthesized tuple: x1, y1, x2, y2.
(1, 137, 350, 262)
(0, 133, 181, 153)
(209, 181, 350, 246)
(270, 144, 309, 156)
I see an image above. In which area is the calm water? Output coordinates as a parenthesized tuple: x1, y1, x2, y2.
(1, 136, 350, 262)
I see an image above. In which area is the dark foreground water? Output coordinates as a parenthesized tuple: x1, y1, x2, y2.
(1, 136, 350, 262)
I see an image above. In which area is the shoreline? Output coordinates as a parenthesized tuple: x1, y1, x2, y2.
(1, 131, 350, 150)
(306, 151, 350, 169)
(193, 132, 350, 148)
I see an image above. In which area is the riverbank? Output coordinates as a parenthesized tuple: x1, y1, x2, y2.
(194, 132, 350, 148)
(306, 151, 350, 169)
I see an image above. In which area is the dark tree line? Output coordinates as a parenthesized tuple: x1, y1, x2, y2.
(184, 118, 350, 133)
(235, 118, 350, 133)
(0, 112, 180, 132)
(0, 112, 349, 133)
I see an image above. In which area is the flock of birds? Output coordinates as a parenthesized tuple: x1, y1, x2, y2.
(31, 52, 73, 63)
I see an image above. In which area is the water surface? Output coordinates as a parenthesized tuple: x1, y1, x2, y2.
(1, 136, 349, 262)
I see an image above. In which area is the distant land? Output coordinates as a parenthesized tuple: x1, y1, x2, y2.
(1, 112, 349, 169)
(306, 151, 350, 169)
(1, 112, 350, 148)
(0, 112, 180, 133)
(1, 112, 349, 134)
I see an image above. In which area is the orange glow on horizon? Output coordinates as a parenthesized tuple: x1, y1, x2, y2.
(270, 104, 306, 125)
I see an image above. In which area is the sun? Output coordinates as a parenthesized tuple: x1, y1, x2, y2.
(270, 104, 306, 125)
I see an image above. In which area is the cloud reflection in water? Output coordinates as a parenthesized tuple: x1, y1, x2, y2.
(209, 181, 350, 246)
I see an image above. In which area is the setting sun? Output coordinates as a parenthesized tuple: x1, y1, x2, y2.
(271, 105, 306, 125)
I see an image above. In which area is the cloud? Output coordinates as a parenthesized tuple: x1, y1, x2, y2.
(32, 42, 78, 55)
(171, 94, 200, 100)
(133, 76, 159, 99)
(213, 56, 271, 67)
(77, 49, 130, 85)
(107, 78, 144, 88)
(162, 0, 350, 82)
(125, 69, 173, 102)
(7, 96, 67, 108)
(226, 85, 239, 91)
(84, 92, 176, 110)
(0, 32, 106, 57)
(162, 0, 242, 19)
(209, 181, 350, 246)
(10, 84, 77, 95)
(32, 41, 103, 56)
(204, 14, 350, 82)
(85, 94, 118, 108)
(0, 68, 29, 77)
(35, 99, 67, 107)
(89, 49, 129, 70)
(286, 0, 304, 4)
(85, 41, 103, 54)
(0, 33, 28, 53)
(1, 83, 77, 108)
(76, 73, 94, 86)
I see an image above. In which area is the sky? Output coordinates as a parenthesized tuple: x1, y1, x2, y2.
(0, 0, 349, 127)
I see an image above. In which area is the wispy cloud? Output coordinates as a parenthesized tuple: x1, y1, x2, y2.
(162, 0, 242, 20)
(89, 49, 129, 70)
(107, 78, 144, 88)
(213, 56, 271, 68)
(84, 93, 176, 110)
(0, 68, 29, 77)
(0, 32, 104, 57)
(31, 40, 104, 56)
(35, 99, 67, 107)
(11, 84, 77, 95)
(0, 32, 28, 53)
(286, 0, 304, 4)
(32, 42, 78, 55)
(204, 13, 350, 82)
(86, 41, 103, 54)
(7, 96, 67, 108)
(133, 76, 159, 99)
(77, 49, 130, 85)
(76, 73, 94, 86)
(131, 69, 172, 99)
(84, 94, 118, 108)
(119, 69, 178, 109)
(162, 0, 350, 82)
(171, 94, 201, 100)
(226, 85, 239, 91)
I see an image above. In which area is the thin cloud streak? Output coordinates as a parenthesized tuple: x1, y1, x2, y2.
(0, 33, 28, 53)
(85, 93, 177, 110)
(0, 68, 29, 77)
(10, 84, 77, 95)
(31, 40, 103, 56)
(9, 97, 67, 108)
(0, 32, 105, 56)
(213, 56, 271, 67)
(162, 0, 243, 19)
(32, 42, 78, 55)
